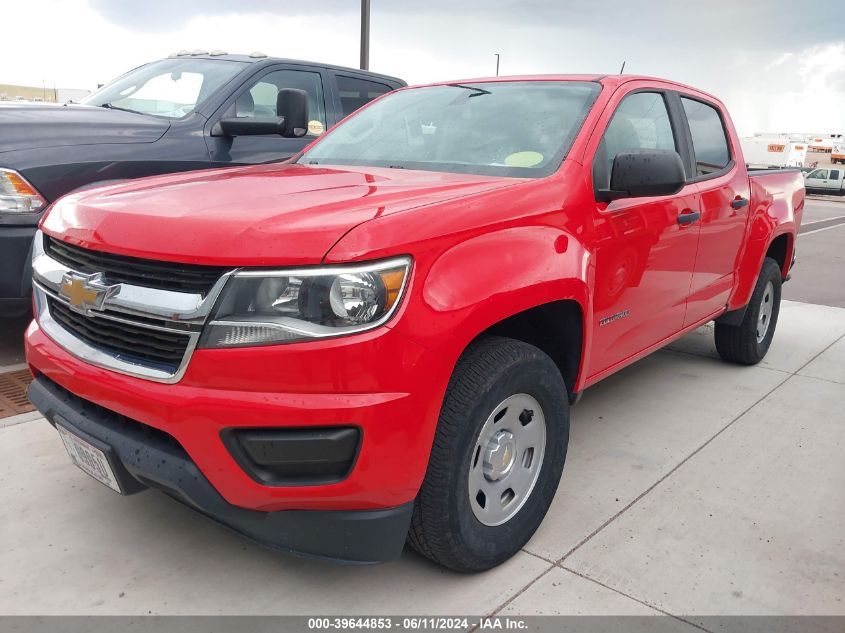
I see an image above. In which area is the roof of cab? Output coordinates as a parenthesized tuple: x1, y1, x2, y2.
(406, 74, 721, 103)
(167, 53, 406, 85)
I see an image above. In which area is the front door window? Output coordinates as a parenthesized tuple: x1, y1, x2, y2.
(235, 69, 327, 137)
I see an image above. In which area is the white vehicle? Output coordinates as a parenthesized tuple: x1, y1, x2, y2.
(804, 167, 845, 193)
(741, 136, 807, 168)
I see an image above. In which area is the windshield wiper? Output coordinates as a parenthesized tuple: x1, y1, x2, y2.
(99, 102, 144, 115)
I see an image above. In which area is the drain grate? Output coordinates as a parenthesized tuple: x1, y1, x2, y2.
(0, 369, 35, 419)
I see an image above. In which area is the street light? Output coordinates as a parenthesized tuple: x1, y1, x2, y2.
(360, 0, 370, 70)
(494, 53, 500, 76)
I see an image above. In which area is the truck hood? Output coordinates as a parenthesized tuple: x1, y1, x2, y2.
(41, 163, 515, 266)
(0, 103, 169, 153)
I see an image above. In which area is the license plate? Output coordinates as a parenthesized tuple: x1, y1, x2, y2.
(57, 423, 122, 493)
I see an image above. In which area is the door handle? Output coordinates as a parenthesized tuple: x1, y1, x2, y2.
(731, 197, 749, 209)
(677, 210, 700, 225)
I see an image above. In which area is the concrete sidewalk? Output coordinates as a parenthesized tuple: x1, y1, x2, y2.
(1, 300, 843, 622)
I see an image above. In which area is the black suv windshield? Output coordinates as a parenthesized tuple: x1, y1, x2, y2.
(299, 81, 601, 178)
(81, 58, 247, 119)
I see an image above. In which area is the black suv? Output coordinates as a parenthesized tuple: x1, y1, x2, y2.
(0, 52, 405, 315)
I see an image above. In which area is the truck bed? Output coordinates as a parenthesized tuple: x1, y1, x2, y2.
(747, 166, 802, 176)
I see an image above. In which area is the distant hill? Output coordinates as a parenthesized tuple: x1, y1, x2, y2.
(0, 84, 89, 103)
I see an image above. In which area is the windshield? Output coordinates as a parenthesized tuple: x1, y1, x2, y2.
(81, 58, 247, 119)
(299, 81, 601, 178)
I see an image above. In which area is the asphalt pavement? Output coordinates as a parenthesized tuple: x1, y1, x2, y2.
(785, 198, 845, 308)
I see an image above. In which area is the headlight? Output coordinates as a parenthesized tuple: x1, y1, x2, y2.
(0, 169, 46, 212)
(200, 257, 411, 348)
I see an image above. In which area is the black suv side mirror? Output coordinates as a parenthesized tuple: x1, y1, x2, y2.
(213, 88, 309, 138)
(276, 88, 308, 138)
(597, 149, 686, 202)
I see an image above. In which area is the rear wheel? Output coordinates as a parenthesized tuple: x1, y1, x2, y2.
(408, 337, 569, 572)
(715, 257, 782, 365)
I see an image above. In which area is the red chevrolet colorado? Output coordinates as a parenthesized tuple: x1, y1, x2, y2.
(26, 75, 804, 572)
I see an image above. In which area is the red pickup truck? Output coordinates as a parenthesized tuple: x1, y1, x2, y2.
(26, 74, 804, 572)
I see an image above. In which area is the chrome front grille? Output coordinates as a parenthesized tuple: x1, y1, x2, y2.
(47, 297, 192, 372)
(44, 235, 227, 296)
(32, 231, 235, 383)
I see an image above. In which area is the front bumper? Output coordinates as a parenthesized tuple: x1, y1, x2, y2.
(26, 316, 448, 512)
(29, 374, 414, 564)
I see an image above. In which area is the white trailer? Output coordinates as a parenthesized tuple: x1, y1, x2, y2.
(741, 136, 808, 168)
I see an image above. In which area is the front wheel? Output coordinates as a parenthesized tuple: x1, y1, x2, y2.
(408, 337, 569, 572)
(715, 257, 782, 365)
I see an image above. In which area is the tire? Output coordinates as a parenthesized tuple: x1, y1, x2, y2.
(408, 336, 569, 572)
(715, 257, 782, 365)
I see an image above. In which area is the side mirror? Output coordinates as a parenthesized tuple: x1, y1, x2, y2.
(598, 149, 686, 202)
(212, 88, 309, 138)
(276, 88, 308, 138)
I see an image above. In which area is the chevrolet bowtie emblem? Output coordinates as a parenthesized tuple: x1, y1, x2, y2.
(59, 273, 121, 315)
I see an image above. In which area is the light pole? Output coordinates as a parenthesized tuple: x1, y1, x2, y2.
(360, 0, 370, 70)
(494, 53, 500, 76)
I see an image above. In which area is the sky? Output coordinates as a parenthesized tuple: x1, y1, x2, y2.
(4, 0, 845, 137)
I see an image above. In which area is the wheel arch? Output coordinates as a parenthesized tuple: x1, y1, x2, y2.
(476, 299, 585, 403)
(727, 177, 800, 312)
(765, 232, 793, 279)
(404, 225, 593, 400)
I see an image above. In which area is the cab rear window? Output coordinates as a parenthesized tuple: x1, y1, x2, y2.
(682, 98, 731, 177)
(336, 75, 392, 117)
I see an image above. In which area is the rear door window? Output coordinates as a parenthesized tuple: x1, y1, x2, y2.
(336, 75, 392, 117)
(681, 97, 731, 177)
(829, 168, 841, 180)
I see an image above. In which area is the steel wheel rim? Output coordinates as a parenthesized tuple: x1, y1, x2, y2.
(756, 280, 775, 343)
(468, 393, 547, 527)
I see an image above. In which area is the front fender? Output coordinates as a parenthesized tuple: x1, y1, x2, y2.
(376, 225, 592, 394)
(323, 170, 592, 396)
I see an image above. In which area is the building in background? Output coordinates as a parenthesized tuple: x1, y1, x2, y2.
(56, 88, 90, 103)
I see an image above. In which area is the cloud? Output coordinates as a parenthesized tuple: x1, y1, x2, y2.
(87, 0, 357, 31)
(87, 0, 845, 53)
(723, 43, 845, 134)
(3, 0, 845, 136)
